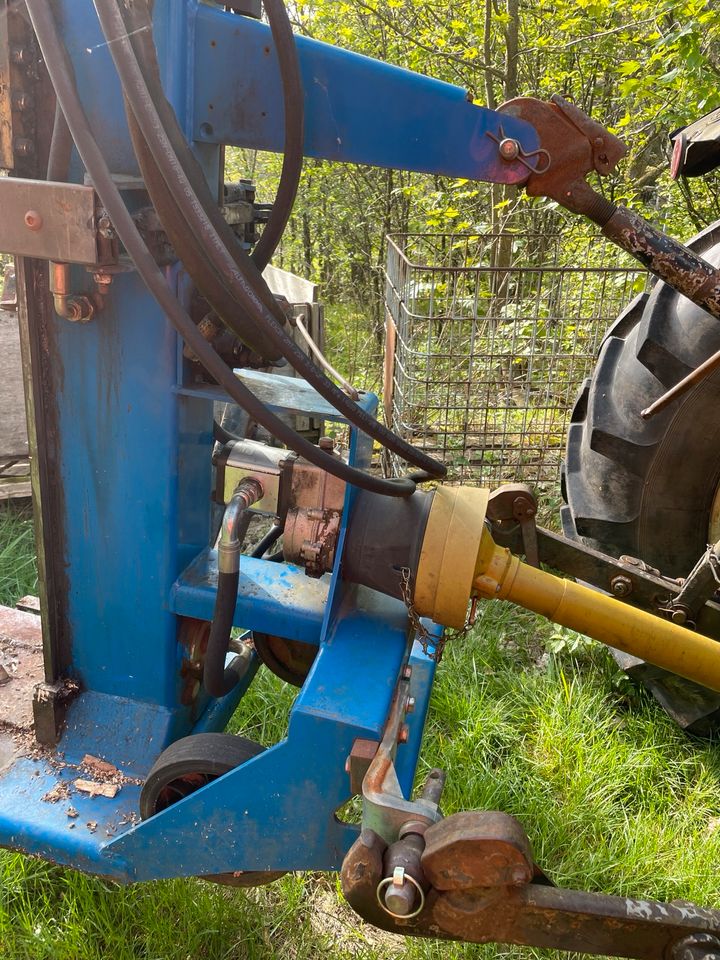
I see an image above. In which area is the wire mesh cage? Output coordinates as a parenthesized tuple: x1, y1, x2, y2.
(383, 225, 647, 489)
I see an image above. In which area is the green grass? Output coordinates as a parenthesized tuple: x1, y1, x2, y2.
(1, 502, 720, 959)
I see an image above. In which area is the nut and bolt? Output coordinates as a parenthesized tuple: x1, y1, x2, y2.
(92, 272, 114, 297)
(318, 436, 335, 452)
(671, 608, 688, 626)
(397, 724, 410, 744)
(405, 696, 416, 714)
(11, 46, 31, 66)
(12, 92, 32, 112)
(610, 574, 633, 598)
(402, 665, 413, 680)
(498, 138, 520, 161)
(14, 138, 33, 157)
(97, 214, 116, 240)
(24, 210, 43, 231)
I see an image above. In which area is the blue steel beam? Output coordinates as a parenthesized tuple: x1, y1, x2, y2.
(192, 5, 539, 182)
(106, 585, 422, 878)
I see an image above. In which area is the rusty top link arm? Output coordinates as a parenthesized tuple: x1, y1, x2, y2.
(493, 95, 720, 418)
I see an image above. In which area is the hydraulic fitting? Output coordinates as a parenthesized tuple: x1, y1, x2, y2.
(217, 477, 264, 574)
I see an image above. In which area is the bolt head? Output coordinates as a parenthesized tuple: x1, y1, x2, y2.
(14, 138, 33, 157)
(610, 575, 632, 598)
(405, 696, 416, 714)
(498, 138, 520, 161)
(24, 210, 42, 231)
(398, 724, 410, 744)
(318, 436, 335, 452)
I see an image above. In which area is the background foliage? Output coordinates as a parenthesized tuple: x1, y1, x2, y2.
(230, 0, 720, 346)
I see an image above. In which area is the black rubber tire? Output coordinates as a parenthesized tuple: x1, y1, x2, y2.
(140, 733, 284, 886)
(563, 220, 720, 734)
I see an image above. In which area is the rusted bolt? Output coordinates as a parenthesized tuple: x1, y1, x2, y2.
(11, 46, 31, 66)
(397, 724, 410, 744)
(14, 138, 33, 158)
(92, 272, 113, 297)
(405, 696, 416, 714)
(610, 574, 633, 598)
(498, 138, 520, 161)
(24, 210, 43, 231)
(671, 608, 688, 626)
(594, 136, 605, 148)
(401, 665, 412, 681)
(97, 214, 116, 240)
(12, 92, 32, 112)
(319, 436, 335, 452)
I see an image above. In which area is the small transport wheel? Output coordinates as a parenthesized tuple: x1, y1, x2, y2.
(563, 220, 720, 735)
(253, 632, 318, 687)
(140, 732, 285, 886)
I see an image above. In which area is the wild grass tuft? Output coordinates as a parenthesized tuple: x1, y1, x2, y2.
(0, 502, 37, 606)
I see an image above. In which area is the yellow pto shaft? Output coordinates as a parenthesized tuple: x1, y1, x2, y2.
(412, 486, 720, 694)
(473, 536, 720, 694)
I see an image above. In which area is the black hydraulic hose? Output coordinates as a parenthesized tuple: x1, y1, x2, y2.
(206, 570, 242, 697)
(249, 0, 304, 271)
(206, 481, 258, 697)
(25, 0, 417, 497)
(96, 0, 445, 484)
(124, 0, 301, 273)
(116, 2, 284, 323)
(47, 100, 72, 181)
(125, 113, 283, 361)
(213, 419, 239, 446)
(251, 522, 283, 559)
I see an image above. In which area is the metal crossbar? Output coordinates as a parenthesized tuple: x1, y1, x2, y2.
(383, 229, 647, 489)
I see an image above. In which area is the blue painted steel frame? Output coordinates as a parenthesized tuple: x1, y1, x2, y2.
(0, 0, 504, 880)
(192, 5, 539, 182)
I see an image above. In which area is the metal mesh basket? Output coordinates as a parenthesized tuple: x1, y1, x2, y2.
(383, 229, 647, 489)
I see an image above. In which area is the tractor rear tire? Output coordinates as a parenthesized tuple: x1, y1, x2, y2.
(562, 220, 720, 735)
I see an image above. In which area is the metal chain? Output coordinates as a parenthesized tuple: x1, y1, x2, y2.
(399, 568, 478, 663)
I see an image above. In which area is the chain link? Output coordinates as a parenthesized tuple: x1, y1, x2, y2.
(399, 568, 477, 663)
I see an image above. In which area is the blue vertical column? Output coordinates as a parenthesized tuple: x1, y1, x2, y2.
(51, 0, 211, 717)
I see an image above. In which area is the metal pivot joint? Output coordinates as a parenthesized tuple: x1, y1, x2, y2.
(342, 812, 720, 957)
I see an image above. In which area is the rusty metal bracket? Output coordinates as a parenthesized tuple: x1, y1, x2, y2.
(496, 94, 626, 218)
(487, 484, 540, 567)
(0, 178, 103, 264)
(341, 814, 720, 958)
(360, 669, 443, 845)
